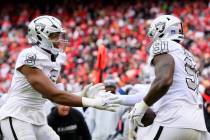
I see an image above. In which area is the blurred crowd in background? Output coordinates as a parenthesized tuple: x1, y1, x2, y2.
(0, 0, 209, 93)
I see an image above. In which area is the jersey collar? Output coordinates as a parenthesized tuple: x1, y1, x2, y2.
(32, 46, 58, 62)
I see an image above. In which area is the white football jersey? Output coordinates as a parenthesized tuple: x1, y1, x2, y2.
(148, 39, 207, 131)
(0, 46, 61, 125)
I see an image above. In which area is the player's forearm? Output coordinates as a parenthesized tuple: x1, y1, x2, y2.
(143, 77, 172, 106)
(50, 91, 83, 107)
(49, 91, 103, 108)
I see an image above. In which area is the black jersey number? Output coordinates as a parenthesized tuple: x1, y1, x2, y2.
(184, 50, 199, 92)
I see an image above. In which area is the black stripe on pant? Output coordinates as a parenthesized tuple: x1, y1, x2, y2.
(153, 126, 163, 140)
(9, 117, 18, 140)
(0, 125, 3, 140)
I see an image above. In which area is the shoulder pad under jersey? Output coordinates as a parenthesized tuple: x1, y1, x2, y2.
(148, 40, 182, 64)
(16, 47, 50, 70)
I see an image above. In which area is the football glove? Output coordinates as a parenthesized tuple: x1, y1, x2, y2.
(129, 101, 149, 127)
(79, 83, 105, 98)
(82, 95, 119, 112)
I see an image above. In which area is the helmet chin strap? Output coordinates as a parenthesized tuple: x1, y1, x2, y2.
(48, 38, 64, 56)
(37, 31, 61, 56)
(41, 47, 58, 62)
(166, 34, 184, 43)
(38, 40, 59, 62)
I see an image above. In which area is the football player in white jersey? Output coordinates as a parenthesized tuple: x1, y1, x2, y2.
(102, 15, 210, 140)
(0, 15, 118, 140)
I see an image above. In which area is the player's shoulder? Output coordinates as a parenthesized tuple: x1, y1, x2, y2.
(149, 39, 182, 56)
(16, 47, 51, 68)
(18, 47, 34, 56)
(19, 47, 48, 60)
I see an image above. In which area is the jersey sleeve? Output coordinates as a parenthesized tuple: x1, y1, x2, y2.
(16, 50, 43, 70)
(148, 40, 179, 64)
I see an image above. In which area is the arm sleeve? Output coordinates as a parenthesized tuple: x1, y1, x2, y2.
(120, 93, 147, 106)
(119, 84, 150, 106)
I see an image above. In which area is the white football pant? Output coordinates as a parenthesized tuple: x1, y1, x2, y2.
(137, 123, 210, 140)
(0, 117, 59, 140)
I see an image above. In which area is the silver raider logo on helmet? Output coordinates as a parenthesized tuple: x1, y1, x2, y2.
(155, 22, 166, 33)
(35, 23, 46, 34)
